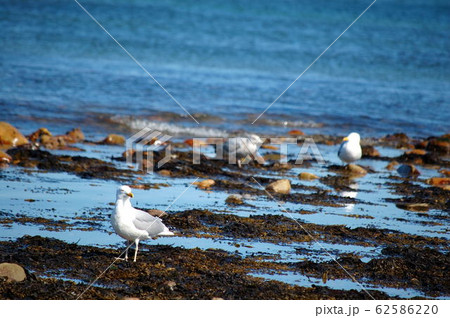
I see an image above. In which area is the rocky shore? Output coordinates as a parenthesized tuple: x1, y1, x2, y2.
(0, 122, 449, 299)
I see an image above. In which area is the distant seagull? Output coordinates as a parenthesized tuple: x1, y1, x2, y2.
(338, 132, 362, 164)
(111, 185, 174, 262)
(222, 134, 264, 168)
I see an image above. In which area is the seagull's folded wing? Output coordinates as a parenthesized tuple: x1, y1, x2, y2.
(132, 208, 173, 237)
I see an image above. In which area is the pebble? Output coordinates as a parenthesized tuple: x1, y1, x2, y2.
(0, 151, 12, 163)
(396, 203, 430, 213)
(362, 145, 380, 157)
(397, 164, 420, 177)
(298, 172, 319, 180)
(194, 179, 215, 189)
(101, 134, 125, 145)
(405, 149, 427, 155)
(266, 179, 291, 194)
(426, 177, 450, 187)
(345, 164, 367, 176)
(386, 160, 399, 170)
(225, 194, 244, 205)
(158, 169, 173, 177)
(288, 129, 304, 136)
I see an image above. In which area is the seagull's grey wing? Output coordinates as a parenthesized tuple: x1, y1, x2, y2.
(337, 142, 345, 157)
(132, 208, 168, 237)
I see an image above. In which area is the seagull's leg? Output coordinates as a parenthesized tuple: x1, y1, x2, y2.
(115, 241, 130, 261)
(125, 241, 129, 261)
(133, 239, 140, 262)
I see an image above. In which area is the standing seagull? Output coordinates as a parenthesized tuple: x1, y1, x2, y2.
(111, 185, 174, 262)
(222, 134, 264, 168)
(338, 132, 362, 164)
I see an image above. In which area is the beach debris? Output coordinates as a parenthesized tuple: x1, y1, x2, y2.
(266, 179, 291, 194)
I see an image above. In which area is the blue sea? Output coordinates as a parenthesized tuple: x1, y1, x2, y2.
(1, 0, 449, 138)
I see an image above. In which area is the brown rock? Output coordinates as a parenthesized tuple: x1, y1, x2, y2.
(41, 135, 67, 149)
(146, 209, 166, 217)
(386, 161, 399, 170)
(426, 139, 449, 154)
(122, 149, 135, 159)
(405, 149, 427, 156)
(0, 122, 29, 148)
(298, 172, 319, 180)
(28, 128, 52, 142)
(101, 134, 125, 145)
(362, 145, 380, 157)
(426, 177, 450, 187)
(64, 128, 85, 143)
(345, 164, 367, 175)
(266, 179, 291, 194)
(225, 194, 244, 205)
(397, 164, 420, 177)
(439, 169, 450, 177)
(260, 144, 278, 150)
(384, 132, 409, 143)
(263, 153, 286, 161)
(288, 129, 304, 136)
(0, 263, 26, 282)
(194, 179, 215, 189)
(396, 203, 430, 213)
(0, 151, 12, 163)
(414, 140, 428, 149)
(158, 169, 173, 177)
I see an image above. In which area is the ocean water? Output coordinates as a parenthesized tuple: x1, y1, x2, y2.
(1, 0, 449, 138)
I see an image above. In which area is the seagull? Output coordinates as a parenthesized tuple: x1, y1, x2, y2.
(222, 134, 264, 168)
(111, 185, 174, 262)
(338, 132, 362, 164)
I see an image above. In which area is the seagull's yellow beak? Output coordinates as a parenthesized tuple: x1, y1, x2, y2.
(127, 192, 134, 198)
(343, 137, 349, 141)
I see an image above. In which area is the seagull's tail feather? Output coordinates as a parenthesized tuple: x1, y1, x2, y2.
(159, 225, 175, 236)
(159, 230, 175, 236)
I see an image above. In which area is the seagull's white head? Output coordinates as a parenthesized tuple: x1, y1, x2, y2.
(343, 132, 360, 143)
(116, 185, 134, 201)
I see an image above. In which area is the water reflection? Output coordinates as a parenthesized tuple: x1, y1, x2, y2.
(339, 181, 359, 212)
